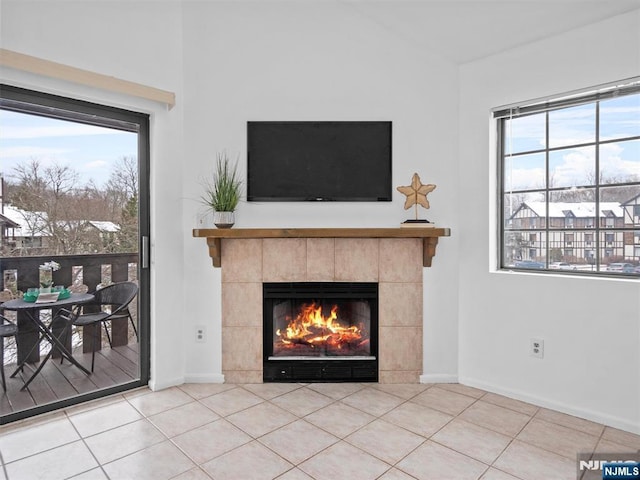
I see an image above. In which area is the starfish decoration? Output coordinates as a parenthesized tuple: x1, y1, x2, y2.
(397, 173, 436, 220)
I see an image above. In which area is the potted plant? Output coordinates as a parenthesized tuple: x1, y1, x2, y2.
(201, 152, 243, 228)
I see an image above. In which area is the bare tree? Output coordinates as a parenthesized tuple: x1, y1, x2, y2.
(105, 156, 139, 252)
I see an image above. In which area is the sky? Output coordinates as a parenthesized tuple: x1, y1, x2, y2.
(0, 109, 138, 189)
(504, 93, 640, 192)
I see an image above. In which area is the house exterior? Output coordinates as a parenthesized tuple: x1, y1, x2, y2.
(621, 193, 640, 261)
(0, 204, 51, 255)
(507, 201, 628, 263)
(0, 204, 122, 256)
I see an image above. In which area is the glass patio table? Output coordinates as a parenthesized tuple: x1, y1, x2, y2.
(1, 293, 94, 390)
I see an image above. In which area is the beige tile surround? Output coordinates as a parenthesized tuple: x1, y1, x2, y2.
(221, 237, 423, 384)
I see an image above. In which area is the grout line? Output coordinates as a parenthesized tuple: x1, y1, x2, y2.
(0, 449, 8, 480)
(64, 410, 111, 480)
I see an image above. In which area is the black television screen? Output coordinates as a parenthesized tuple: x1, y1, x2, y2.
(247, 121, 392, 202)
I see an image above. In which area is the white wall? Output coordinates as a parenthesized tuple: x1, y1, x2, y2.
(0, 0, 187, 390)
(459, 10, 640, 434)
(180, 1, 460, 381)
(3, 0, 637, 435)
(1, 1, 461, 389)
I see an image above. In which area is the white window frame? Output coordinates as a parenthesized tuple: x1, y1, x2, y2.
(495, 78, 640, 276)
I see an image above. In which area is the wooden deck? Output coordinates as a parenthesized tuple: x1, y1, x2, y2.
(1, 341, 139, 416)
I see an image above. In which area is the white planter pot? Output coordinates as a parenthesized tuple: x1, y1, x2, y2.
(214, 211, 235, 228)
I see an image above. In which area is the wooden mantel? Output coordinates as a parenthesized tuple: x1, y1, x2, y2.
(193, 227, 451, 268)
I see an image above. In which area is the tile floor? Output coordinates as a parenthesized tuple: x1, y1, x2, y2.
(1, 383, 639, 480)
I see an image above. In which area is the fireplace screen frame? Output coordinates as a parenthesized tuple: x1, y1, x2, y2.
(263, 282, 378, 382)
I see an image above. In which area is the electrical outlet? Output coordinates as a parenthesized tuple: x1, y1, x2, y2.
(530, 338, 544, 359)
(195, 326, 206, 343)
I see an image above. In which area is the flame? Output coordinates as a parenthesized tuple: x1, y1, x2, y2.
(276, 302, 364, 349)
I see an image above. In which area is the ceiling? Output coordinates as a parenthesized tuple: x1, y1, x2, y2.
(341, 0, 640, 64)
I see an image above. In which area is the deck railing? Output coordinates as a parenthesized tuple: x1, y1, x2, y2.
(1, 253, 138, 364)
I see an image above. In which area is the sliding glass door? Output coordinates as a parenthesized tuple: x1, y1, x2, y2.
(0, 84, 149, 424)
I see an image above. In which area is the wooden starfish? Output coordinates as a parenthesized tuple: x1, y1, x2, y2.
(397, 173, 436, 219)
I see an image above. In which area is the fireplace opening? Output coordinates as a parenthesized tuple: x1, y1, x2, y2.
(263, 282, 378, 382)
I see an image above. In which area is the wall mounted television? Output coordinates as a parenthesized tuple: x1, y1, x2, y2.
(247, 121, 392, 202)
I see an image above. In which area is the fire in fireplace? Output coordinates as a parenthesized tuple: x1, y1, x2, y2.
(263, 282, 378, 382)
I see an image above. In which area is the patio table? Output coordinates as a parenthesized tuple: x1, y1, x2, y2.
(1, 293, 94, 390)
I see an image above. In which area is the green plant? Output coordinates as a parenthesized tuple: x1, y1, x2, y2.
(201, 152, 243, 212)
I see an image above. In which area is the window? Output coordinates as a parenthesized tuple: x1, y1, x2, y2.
(585, 233, 594, 245)
(564, 215, 574, 228)
(497, 78, 640, 275)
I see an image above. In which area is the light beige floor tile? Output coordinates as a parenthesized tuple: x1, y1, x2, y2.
(535, 408, 604, 437)
(172, 419, 251, 464)
(298, 442, 391, 480)
(69, 400, 143, 437)
(305, 401, 376, 438)
(378, 468, 416, 480)
(517, 418, 598, 459)
(432, 418, 512, 464)
(226, 402, 297, 437)
(396, 441, 487, 480)
(481, 393, 539, 416)
(102, 441, 194, 480)
(593, 438, 638, 453)
(306, 382, 366, 400)
(437, 383, 487, 399)
(480, 468, 522, 480)
(341, 387, 405, 417)
(0, 417, 79, 463)
(202, 441, 293, 480)
(459, 401, 531, 437)
(242, 383, 303, 400)
(601, 426, 640, 449)
(370, 383, 429, 400)
(67, 468, 109, 479)
(411, 387, 478, 416)
(122, 387, 152, 400)
(127, 387, 194, 417)
(63, 394, 126, 417)
(270, 388, 334, 417)
(84, 418, 166, 464)
(178, 383, 237, 399)
(198, 387, 264, 416)
(493, 440, 576, 480)
(276, 468, 314, 479)
(6, 441, 98, 480)
(148, 401, 219, 438)
(0, 410, 66, 436)
(345, 419, 425, 464)
(171, 467, 213, 480)
(382, 401, 453, 437)
(259, 419, 339, 464)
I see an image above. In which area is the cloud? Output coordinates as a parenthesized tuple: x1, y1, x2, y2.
(1, 123, 118, 140)
(600, 142, 640, 181)
(84, 160, 109, 169)
(505, 167, 545, 191)
(0, 146, 70, 158)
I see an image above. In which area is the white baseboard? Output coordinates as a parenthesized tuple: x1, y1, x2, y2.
(420, 373, 459, 384)
(183, 373, 225, 384)
(460, 376, 640, 435)
(148, 376, 184, 391)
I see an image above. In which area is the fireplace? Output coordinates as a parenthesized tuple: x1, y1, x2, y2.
(263, 282, 378, 382)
